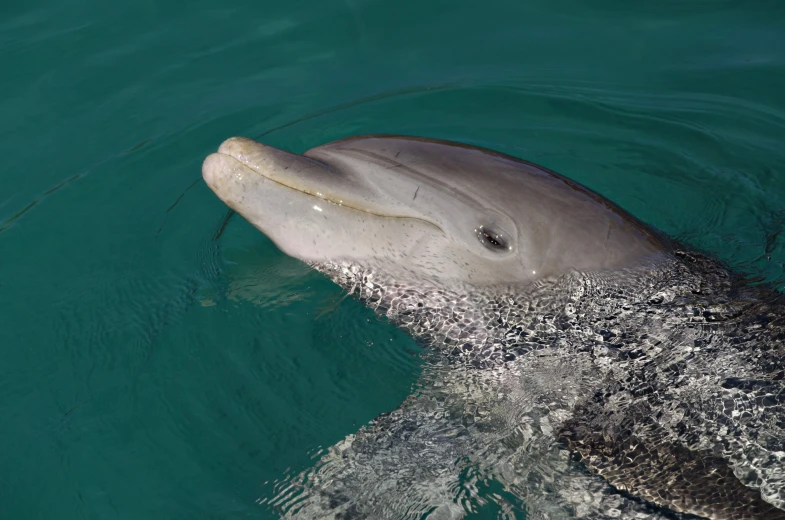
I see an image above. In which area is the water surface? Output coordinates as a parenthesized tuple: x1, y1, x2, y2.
(1, 0, 784, 518)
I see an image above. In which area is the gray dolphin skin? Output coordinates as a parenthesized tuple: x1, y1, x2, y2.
(203, 135, 785, 520)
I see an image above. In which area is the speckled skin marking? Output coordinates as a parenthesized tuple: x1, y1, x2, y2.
(269, 250, 785, 519)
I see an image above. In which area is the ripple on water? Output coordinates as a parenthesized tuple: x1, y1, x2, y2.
(2, 1, 784, 517)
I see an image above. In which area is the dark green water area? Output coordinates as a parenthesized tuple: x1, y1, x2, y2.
(1, 0, 783, 518)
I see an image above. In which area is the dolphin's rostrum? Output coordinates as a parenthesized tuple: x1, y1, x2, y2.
(203, 135, 785, 520)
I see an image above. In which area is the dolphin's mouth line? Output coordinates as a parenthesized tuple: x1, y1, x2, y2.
(216, 152, 446, 234)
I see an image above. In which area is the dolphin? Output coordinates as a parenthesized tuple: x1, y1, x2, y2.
(202, 135, 785, 520)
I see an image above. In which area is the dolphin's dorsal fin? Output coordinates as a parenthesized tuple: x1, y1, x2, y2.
(559, 400, 785, 520)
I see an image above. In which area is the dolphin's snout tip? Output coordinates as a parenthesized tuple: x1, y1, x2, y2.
(202, 153, 227, 188)
(218, 136, 262, 157)
(203, 137, 262, 188)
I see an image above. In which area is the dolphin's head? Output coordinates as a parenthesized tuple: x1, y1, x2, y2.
(202, 135, 671, 288)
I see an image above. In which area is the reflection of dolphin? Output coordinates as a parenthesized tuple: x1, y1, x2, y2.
(203, 135, 785, 519)
(216, 245, 318, 309)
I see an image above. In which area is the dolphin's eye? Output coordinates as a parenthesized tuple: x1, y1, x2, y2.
(476, 225, 509, 251)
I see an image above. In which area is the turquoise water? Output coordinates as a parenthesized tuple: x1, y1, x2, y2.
(1, 0, 784, 518)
